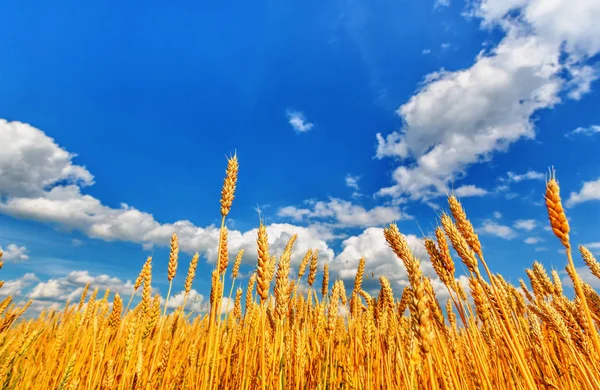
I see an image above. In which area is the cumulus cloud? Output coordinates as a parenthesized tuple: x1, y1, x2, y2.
(0, 273, 38, 297)
(374, 0, 600, 202)
(161, 289, 211, 313)
(0, 120, 335, 266)
(286, 110, 314, 133)
(479, 220, 517, 239)
(0, 120, 94, 197)
(492, 211, 502, 219)
(513, 219, 537, 231)
(26, 270, 136, 302)
(328, 227, 457, 301)
(0, 244, 29, 262)
(566, 177, 600, 206)
(2, 270, 214, 317)
(222, 223, 335, 267)
(278, 198, 410, 228)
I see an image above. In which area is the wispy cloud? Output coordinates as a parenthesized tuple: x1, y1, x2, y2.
(566, 125, 600, 137)
(434, 0, 450, 8)
(345, 174, 362, 198)
(524, 237, 543, 245)
(503, 171, 545, 183)
(286, 109, 314, 133)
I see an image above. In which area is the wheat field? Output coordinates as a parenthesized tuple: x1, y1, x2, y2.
(0, 156, 599, 389)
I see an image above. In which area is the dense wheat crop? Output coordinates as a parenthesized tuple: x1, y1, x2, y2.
(0, 158, 599, 389)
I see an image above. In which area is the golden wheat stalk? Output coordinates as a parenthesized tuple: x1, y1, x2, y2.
(256, 223, 270, 303)
(220, 153, 239, 218)
(545, 168, 600, 359)
(126, 256, 152, 314)
(232, 249, 244, 279)
(182, 252, 200, 313)
(163, 233, 179, 316)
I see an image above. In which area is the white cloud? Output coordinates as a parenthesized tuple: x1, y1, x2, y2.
(422, 49, 432, 55)
(345, 175, 362, 198)
(435, 0, 450, 8)
(567, 177, 600, 206)
(566, 125, 600, 137)
(286, 110, 314, 133)
(504, 170, 545, 183)
(0, 244, 29, 262)
(562, 267, 600, 289)
(345, 175, 360, 191)
(161, 289, 230, 314)
(0, 120, 337, 266)
(1, 269, 212, 317)
(583, 242, 600, 255)
(476, 0, 600, 56)
(276, 206, 311, 221)
(0, 273, 38, 296)
(566, 65, 597, 100)
(162, 289, 209, 313)
(27, 270, 136, 302)
(220, 297, 235, 314)
(28, 280, 64, 299)
(227, 223, 335, 267)
(524, 236, 543, 244)
(493, 211, 502, 219)
(278, 198, 410, 228)
(454, 185, 488, 197)
(513, 219, 537, 231)
(374, 0, 600, 202)
(0, 120, 94, 198)
(479, 220, 517, 239)
(328, 227, 454, 298)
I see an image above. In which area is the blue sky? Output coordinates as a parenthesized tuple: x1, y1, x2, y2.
(1, 0, 599, 314)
